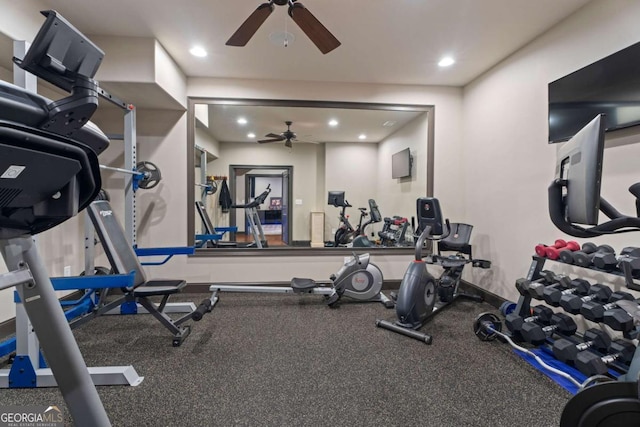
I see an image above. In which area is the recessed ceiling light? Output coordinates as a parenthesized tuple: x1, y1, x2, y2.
(189, 46, 207, 58)
(358, 134, 367, 140)
(247, 132, 256, 138)
(382, 121, 396, 127)
(328, 119, 338, 127)
(237, 117, 247, 125)
(438, 56, 455, 67)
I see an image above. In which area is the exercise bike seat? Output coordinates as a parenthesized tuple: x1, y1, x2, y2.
(290, 277, 318, 293)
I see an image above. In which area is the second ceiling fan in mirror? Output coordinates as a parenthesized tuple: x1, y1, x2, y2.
(226, 0, 341, 54)
(258, 121, 315, 148)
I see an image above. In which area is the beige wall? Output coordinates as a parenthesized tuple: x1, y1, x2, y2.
(323, 142, 379, 237)
(461, 0, 640, 302)
(111, 79, 463, 287)
(376, 113, 430, 234)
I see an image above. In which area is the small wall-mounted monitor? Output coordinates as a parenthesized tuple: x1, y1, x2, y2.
(327, 191, 346, 207)
(555, 114, 606, 225)
(392, 148, 412, 179)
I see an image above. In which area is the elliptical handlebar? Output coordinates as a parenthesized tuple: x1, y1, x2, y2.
(548, 179, 640, 238)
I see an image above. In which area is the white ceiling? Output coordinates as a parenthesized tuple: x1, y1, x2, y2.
(37, 0, 592, 87)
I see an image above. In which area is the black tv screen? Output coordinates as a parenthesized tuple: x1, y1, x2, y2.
(548, 40, 640, 143)
(392, 148, 412, 179)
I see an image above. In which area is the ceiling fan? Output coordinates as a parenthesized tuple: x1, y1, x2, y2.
(226, 0, 341, 54)
(258, 121, 299, 148)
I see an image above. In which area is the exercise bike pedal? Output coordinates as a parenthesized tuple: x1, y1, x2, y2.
(384, 299, 395, 309)
(389, 291, 398, 301)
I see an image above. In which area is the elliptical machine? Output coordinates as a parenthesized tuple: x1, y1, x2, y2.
(376, 197, 490, 344)
(210, 252, 394, 308)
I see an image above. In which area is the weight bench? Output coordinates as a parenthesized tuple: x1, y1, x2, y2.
(86, 200, 214, 346)
(195, 200, 237, 247)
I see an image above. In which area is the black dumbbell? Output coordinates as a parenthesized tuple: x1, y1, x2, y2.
(516, 271, 571, 300)
(580, 291, 635, 322)
(559, 284, 612, 314)
(552, 328, 612, 364)
(542, 279, 591, 307)
(602, 300, 640, 332)
(564, 243, 615, 267)
(593, 247, 640, 271)
(505, 306, 553, 339)
(567, 243, 612, 265)
(617, 255, 640, 278)
(575, 340, 637, 375)
(521, 313, 577, 345)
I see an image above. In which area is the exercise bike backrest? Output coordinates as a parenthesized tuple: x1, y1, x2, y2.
(359, 199, 382, 235)
(415, 197, 450, 261)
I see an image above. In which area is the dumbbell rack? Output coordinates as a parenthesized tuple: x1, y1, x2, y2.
(509, 254, 640, 382)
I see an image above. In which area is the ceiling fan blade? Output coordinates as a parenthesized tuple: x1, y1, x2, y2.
(288, 3, 341, 54)
(258, 138, 284, 144)
(264, 133, 282, 138)
(226, 3, 274, 47)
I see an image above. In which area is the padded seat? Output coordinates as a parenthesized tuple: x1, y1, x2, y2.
(133, 280, 186, 297)
(291, 277, 318, 292)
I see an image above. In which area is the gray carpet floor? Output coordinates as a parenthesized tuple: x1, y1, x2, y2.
(0, 292, 572, 426)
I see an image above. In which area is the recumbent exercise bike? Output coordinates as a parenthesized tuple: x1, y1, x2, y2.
(376, 197, 490, 344)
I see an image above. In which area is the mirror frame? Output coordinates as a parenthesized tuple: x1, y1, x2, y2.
(187, 97, 435, 257)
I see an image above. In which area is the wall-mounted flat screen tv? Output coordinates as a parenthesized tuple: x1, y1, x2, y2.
(548, 40, 640, 143)
(392, 148, 412, 179)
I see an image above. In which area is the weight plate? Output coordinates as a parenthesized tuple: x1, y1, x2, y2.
(205, 180, 218, 195)
(473, 312, 501, 341)
(499, 301, 517, 316)
(560, 381, 640, 427)
(136, 161, 162, 189)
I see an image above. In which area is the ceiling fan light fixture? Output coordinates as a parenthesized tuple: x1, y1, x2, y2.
(269, 31, 295, 47)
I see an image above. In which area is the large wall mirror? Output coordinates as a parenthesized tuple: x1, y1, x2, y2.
(187, 98, 434, 255)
